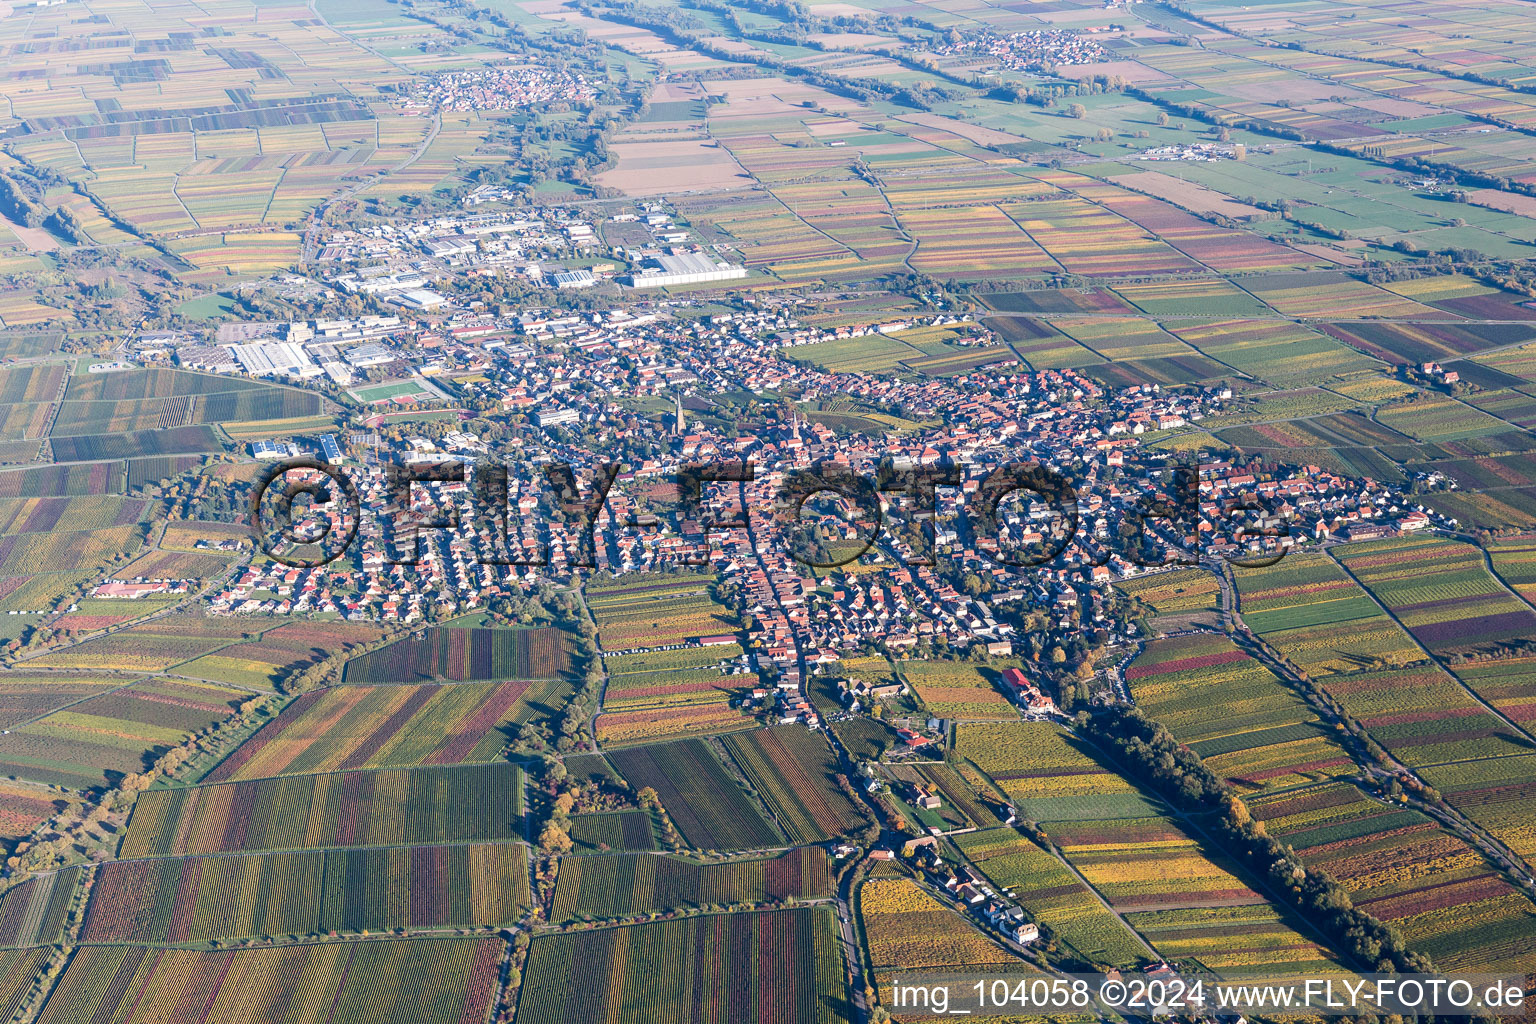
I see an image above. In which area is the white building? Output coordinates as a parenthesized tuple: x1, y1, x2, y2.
(345, 343, 395, 368)
(177, 345, 238, 373)
(624, 252, 747, 289)
(390, 288, 448, 310)
(532, 406, 580, 428)
(250, 440, 301, 459)
(226, 340, 321, 379)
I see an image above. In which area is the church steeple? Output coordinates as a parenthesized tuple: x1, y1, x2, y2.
(673, 392, 686, 437)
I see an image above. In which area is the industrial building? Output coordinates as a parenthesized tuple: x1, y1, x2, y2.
(345, 343, 396, 368)
(552, 269, 596, 290)
(225, 340, 321, 379)
(250, 440, 302, 459)
(624, 252, 746, 289)
(389, 288, 448, 310)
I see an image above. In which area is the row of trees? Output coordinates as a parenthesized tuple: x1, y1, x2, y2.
(1077, 706, 1437, 975)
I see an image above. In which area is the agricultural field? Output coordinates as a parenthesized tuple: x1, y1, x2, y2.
(65, 368, 272, 403)
(49, 387, 320, 436)
(35, 939, 504, 1024)
(518, 908, 847, 1024)
(82, 843, 528, 941)
(0, 678, 246, 790)
(1374, 396, 1507, 443)
(784, 334, 933, 374)
(1422, 489, 1536, 532)
(1113, 568, 1220, 617)
(1334, 536, 1536, 657)
(120, 762, 523, 857)
(50, 594, 179, 632)
(602, 643, 746, 713)
(0, 571, 99, 622)
(1235, 552, 1431, 674)
(897, 660, 1016, 720)
(0, 674, 118, 729)
(341, 625, 572, 682)
(1125, 904, 1347, 978)
(1251, 782, 1536, 975)
(1431, 453, 1536, 492)
(1239, 548, 1536, 848)
(1048, 817, 1261, 913)
(26, 616, 254, 672)
(1233, 272, 1435, 320)
(48, 425, 226, 462)
(0, 867, 80, 948)
(594, 702, 758, 746)
(608, 739, 781, 850)
(859, 877, 1022, 971)
(955, 723, 1164, 822)
(1327, 321, 1536, 368)
(586, 572, 737, 649)
(1321, 665, 1528, 768)
(721, 727, 869, 843)
(0, 365, 65, 407)
(900, 204, 1056, 281)
(0, 462, 126, 498)
(1111, 279, 1270, 318)
(1417, 755, 1536, 862)
(987, 315, 1100, 371)
(0, 948, 49, 1021)
(1457, 658, 1536, 726)
(0, 522, 146, 577)
(1126, 633, 1355, 791)
(953, 828, 1146, 968)
(550, 847, 829, 921)
(206, 681, 531, 780)
(0, 781, 67, 849)
(567, 811, 658, 853)
(174, 620, 388, 689)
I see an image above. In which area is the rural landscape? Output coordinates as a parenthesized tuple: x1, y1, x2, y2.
(0, 0, 1535, 1019)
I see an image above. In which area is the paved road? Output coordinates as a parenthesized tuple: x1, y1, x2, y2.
(834, 866, 868, 1022)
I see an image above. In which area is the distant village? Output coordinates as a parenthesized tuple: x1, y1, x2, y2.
(395, 62, 597, 113)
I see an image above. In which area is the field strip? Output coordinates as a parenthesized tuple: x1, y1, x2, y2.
(110, 835, 533, 865)
(995, 205, 1068, 274)
(154, 755, 541, 790)
(1323, 545, 1536, 749)
(1073, 723, 1370, 970)
(0, 675, 149, 733)
(530, 895, 837, 937)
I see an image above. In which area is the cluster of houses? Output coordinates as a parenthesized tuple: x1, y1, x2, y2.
(395, 63, 595, 113)
(181, 283, 1442, 671)
(930, 29, 1112, 72)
